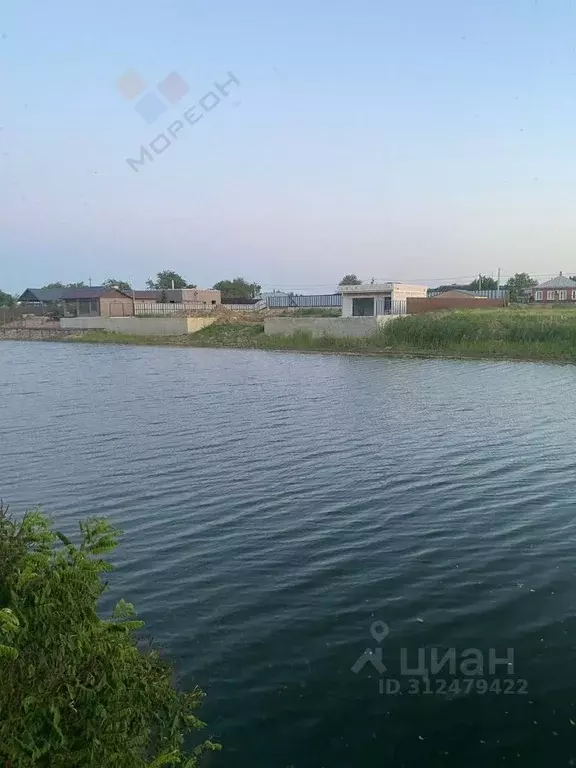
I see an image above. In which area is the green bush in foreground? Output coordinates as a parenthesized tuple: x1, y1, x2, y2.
(0, 503, 219, 768)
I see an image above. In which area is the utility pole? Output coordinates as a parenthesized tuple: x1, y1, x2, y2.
(478, 273, 482, 290)
(497, 267, 501, 289)
(88, 276, 92, 287)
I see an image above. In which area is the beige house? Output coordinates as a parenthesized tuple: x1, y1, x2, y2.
(132, 288, 221, 307)
(339, 282, 427, 316)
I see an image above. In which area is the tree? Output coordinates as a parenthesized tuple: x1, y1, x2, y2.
(0, 503, 219, 767)
(468, 275, 498, 291)
(505, 272, 538, 302)
(146, 271, 193, 290)
(41, 282, 86, 289)
(0, 290, 14, 307)
(338, 274, 362, 286)
(102, 278, 132, 292)
(431, 283, 471, 294)
(213, 277, 261, 299)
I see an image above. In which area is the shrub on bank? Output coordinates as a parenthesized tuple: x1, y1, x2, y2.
(0, 503, 219, 767)
(380, 310, 576, 350)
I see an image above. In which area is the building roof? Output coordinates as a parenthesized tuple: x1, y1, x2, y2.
(19, 287, 129, 302)
(131, 290, 162, 300)
(537, 274, 576, 289)
(434, 289, 487, 299)
(338, 282, 424, 294)
(435, 289, 473, 297)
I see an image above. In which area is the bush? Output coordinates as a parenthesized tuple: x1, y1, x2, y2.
(292, 308, 341, 317)
(0, 503, 219, 767)
(380, 309, 576, 350)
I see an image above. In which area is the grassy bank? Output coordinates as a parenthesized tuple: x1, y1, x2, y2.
(68, 310, 576, 362)
(379, 309, 576, 361)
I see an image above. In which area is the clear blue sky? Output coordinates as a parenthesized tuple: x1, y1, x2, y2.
(2, 0, 576, 293)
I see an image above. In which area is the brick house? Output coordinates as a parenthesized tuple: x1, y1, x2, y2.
(532, 273, 576, 303)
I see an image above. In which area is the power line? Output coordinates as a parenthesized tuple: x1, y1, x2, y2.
(258, 275, 483, 288)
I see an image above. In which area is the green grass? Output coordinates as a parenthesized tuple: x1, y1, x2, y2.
(68, 310, 576, 363)
(381, 310, 576, 358)
(291, 308, 341, 317)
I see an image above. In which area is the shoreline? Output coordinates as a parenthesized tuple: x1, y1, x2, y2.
(5, 309, 576, 366)
(58, 329, 576, 366)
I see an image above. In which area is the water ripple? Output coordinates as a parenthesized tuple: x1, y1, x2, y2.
(3, 342, 576, 767)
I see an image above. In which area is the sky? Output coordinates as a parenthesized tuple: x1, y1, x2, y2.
(2, 0, 576, 294)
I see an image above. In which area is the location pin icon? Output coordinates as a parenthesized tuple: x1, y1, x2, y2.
(370, 621, 389, 643)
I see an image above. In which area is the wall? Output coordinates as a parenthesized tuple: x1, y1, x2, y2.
(264, 316, 398, 338)
(186, 318, 217, 333)
(100, 296, 135, 317)
(0, 327, 90, 341)
(60, 317, 216, 335)
(180, 288, 221, 305)
(407, 297, 506, 314)
(391, 285, 428, 301)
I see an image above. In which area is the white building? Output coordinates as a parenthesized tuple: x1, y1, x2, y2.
(339, 282, 427, 317)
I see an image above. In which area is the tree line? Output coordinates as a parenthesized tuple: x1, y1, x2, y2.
(0, 270, 570, 308)
(0, 273, 263, 305)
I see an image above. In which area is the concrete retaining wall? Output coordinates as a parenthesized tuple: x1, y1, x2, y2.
(264, 316, 398, 338)
(60, 317, 216, 336)
(0, 327, 90, 341)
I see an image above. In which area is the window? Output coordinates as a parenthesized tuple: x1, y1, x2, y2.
(534, 291, 543, 301)
(558, 290, 567, 301)
(548, 291, 557, 301)
(77, 299, 99, 316)
(572, 290, 576, 301)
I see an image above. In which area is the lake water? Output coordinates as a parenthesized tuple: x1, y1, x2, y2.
(3, 341, 576, 766)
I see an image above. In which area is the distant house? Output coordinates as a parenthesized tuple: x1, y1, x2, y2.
(339, 282, 427, 316)
(133, 288, 221, 306)
(18, 287, 134, 317)
(433, 289, 487, 300)
(532, 273, 576, 303)
(259, 290, 289, 300)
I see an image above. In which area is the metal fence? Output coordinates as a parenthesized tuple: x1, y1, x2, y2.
(135, 301, 268, 315)
(265, 294, 342, 308)
(428, 289, 509, 300)
(135, 302, 210, 315)
(133, 295, 410, 316)
(375, 299, 407, 315)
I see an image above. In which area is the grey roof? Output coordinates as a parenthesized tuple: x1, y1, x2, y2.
(434, 288, 475, 296)
(537, 275, 576, 289)
(132, 290, 162, 300)
(19, 287, 123, 302)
